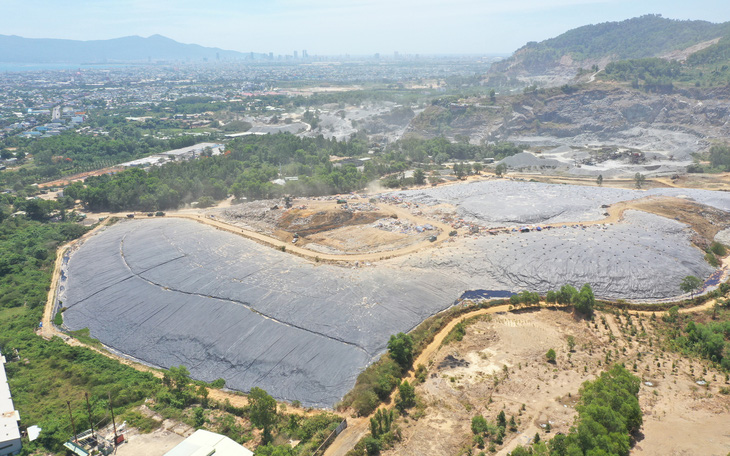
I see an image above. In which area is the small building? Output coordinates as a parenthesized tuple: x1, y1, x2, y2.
(0, 353, 22, 456)
(164, 429, 253, 456)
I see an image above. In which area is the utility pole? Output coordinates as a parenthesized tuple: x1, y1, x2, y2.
(67, 401, 78, 444)
(109, 392, 118, 447)
(85, 393, 95, 439)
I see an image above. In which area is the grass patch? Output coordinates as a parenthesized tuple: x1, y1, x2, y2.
(53, 310, 63, 326)
(710, 241, 727, 257)
(68, 327, 104, 349)
(441, 315, 491, 347)
(121, 410, 162, 433)
(442, 321, 467, 346)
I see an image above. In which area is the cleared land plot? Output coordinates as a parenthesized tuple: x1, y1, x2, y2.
(61, 218, 464, 407)
(382, 309, 730, 456)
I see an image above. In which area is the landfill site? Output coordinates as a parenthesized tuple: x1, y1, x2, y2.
(59, 178, 730, 407)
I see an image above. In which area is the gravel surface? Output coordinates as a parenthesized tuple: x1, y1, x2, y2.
(61, 219, 464, 407)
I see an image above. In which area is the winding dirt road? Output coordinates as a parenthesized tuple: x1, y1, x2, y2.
(38, 193, 728, 454)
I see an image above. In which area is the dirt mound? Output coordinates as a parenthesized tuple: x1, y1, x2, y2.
(277, 208, 386, 236)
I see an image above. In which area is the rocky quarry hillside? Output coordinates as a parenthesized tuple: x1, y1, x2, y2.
(406, 85, 730, 168)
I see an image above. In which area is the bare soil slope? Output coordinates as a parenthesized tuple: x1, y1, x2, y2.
(382, 309, 730, 456)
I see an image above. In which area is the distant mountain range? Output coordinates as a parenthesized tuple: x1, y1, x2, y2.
(490, 15, 730, 82)
(0, 34, 257, 64)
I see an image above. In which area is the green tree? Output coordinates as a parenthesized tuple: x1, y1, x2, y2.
(546, 349, 557, 363)
(193, 407, 205, 428)
(545, 290, 557, 304)
(413, 168, 426, 185)
(557, 284, 578, 305)
(497, 410, 507, 429)
(567, 335, 576, 352)
(574, 283, 595, 316)
(596, 174, 603, 186)
(510, 447, 531, 456)
(454, 163, 466, 179)
(396, 380, 416, 411)
(471, 415, 488, 434)
(370, 408, 393, 438)
(363, 436, 381, 456)
(489, 89, 496, 103)
(387, 332, 414, 370)
(249, 387, 277, 443)
(680, 275, 702, 298)
(165, 365, 191, 392)
(634, 172, 646, 189)
(495, 163, 507, 177)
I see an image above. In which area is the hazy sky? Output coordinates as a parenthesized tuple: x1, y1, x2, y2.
(3, 0, 730, 55)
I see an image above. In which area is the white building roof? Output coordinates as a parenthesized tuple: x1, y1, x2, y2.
(159, 143, 224, 157)
(164, 430, 253, 456)
(0, 355, 21, 444)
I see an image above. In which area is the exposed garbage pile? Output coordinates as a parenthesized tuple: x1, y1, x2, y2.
(371, 217, 436, 235)
(61, 219, 466, 407)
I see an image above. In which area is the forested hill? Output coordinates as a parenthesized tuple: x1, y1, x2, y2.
(490, 15, 730, 81)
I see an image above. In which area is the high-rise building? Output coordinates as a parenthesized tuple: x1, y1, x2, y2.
(293, 50, 298, 59)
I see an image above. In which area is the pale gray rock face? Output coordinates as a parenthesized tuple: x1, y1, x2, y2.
(715, 228, 730, 245)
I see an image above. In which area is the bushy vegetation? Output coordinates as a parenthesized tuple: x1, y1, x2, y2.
(544, 283, 595, 316)
(339, 300, 507, 416)
(603, 58, 680, 92)
(387, 136, 524, 165)
(64, 133, 373, 211)
(0, 195, 341, 454)
(0, 206, 162, 453)
(512, 364, 642, 456)
(0, 127, 206, 189)
(662, 303, 730, 371)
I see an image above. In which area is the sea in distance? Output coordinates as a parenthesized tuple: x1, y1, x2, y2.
(0, 63, 135, 72)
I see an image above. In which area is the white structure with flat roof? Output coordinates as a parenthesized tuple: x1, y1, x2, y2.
(164, 430, 253, 456)
(0, 354, 21, 456)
